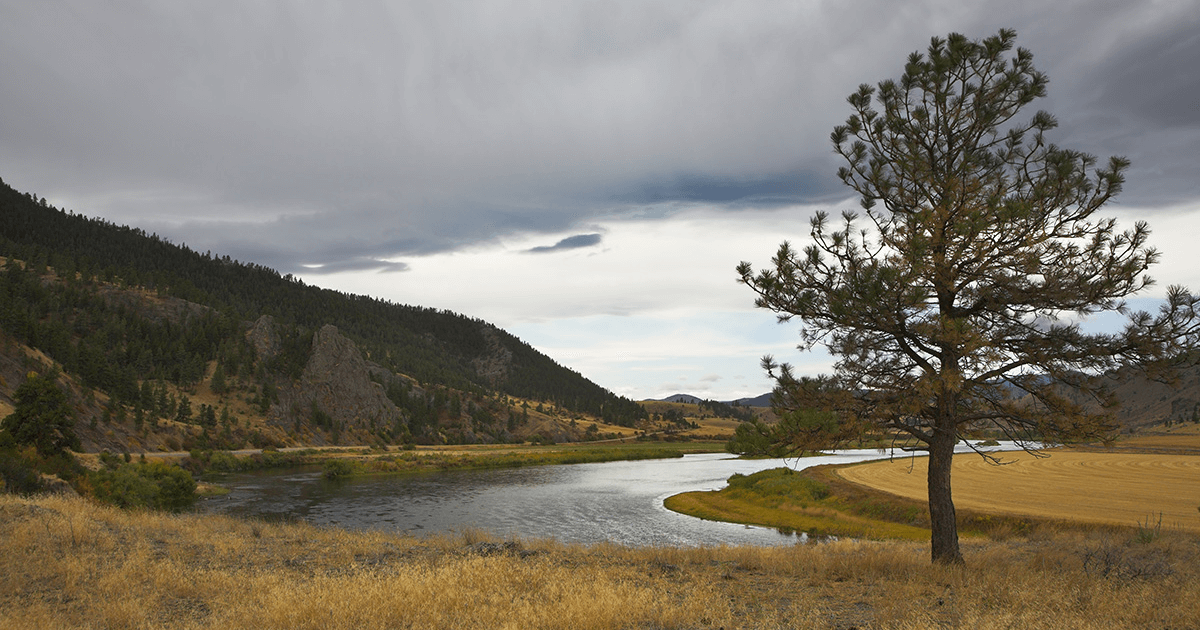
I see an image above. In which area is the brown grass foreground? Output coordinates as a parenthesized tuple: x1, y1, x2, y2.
(3, 494, 1200, 629)
(837, 449, 1200, 533)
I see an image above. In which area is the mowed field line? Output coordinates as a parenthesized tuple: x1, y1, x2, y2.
(837, 449, 1200, 532)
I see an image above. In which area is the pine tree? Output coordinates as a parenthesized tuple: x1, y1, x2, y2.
(739, 29, 1200, 564)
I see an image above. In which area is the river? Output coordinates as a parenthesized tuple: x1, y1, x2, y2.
(200, 445, 1007, 546)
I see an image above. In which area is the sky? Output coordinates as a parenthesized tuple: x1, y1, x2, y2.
(2, 1, 1199, 402)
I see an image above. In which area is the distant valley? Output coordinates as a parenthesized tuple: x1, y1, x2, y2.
(1, 175, 1196, 459)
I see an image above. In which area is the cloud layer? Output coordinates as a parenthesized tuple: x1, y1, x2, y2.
(3, 1, 1198, 398)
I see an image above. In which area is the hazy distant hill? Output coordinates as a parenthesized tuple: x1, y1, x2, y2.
(657, 393, 771, 407)
(665, 373, 1200, 434)
(730, 393, 772, 407)
(0, 177, 646, 451)
(659, 394, 703, 404)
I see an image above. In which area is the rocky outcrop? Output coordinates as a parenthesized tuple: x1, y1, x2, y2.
(246, 315, 281, 364)
(39, 474, 79, 496)
(95, 284, 211, 326)
(274, 325, 400, 438)
(471, 325, 513, 386)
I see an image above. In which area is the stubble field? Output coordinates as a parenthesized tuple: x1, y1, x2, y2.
(836, 449, 1200, 533)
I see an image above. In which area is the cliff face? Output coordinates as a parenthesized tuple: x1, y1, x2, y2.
(272, 324, 400, 440)
(246, 315, 281, 364)
(471, 325, 513, 386)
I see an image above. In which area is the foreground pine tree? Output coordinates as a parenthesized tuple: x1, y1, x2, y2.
(738, 29, 1200, 564)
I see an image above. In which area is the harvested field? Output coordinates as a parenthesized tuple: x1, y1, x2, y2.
(837, 449, 1200, 533)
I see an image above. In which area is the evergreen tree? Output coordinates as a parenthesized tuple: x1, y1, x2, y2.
(2, 373, 80, 457)
(738, 30, 1199, 564)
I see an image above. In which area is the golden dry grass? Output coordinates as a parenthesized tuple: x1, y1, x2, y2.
(681, 416, 742, 439)
(3, 494, 1200, 629)
(838, 449, 1200, 533)
(1112, 429, 1200, 453)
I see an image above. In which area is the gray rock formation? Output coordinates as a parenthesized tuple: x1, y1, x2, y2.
(274, 324, 400, 438)
(246, 315, 281, 364)
(471, 325, 513, 386)
(95, 284, 211, 325)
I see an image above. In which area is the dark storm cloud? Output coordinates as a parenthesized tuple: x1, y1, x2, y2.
(526, 234, 603, 254)
(1, 0, 1197, 274)
(1095, 19, 1200, 129)
(619, 170, 842, 207)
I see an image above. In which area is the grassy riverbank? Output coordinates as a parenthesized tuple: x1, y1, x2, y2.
(319, 442, 721, 478)
(173, 440, 725, 480)
(4, 492, 1198, 629)
(667, 448, 1200, 543)
(664, 463, 1082, 542)
(664, 465, 932, 540)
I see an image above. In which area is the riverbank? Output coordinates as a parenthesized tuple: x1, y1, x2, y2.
(664, 460, 1122, 542)
(4, 493, 1197, 629)
(315, 441, 723, 479)
(663, 465, 934, 541)
(137, 440, 725, 482)
(667, 449, 1200, 539)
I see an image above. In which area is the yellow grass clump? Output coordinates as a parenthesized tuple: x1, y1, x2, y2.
(838, 449, 1200, 533)
(3, 493, 1200, 629)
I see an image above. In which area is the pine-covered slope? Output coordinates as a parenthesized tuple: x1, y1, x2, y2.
(0, 177, 645, 451)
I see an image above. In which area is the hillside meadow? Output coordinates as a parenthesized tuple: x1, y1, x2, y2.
(4, 492, 1200, 630)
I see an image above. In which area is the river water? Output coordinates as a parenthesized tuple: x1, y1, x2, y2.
(200, 447, 993, 547)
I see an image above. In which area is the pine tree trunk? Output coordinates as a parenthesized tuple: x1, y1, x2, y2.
(927, 426, 963, 565)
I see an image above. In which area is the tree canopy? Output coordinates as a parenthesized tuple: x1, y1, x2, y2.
(737, 29, 1199, 564)
(0, 177, 646, 431)
(3, 372, 80, 457)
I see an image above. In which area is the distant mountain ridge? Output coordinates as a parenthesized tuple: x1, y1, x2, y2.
(662, 369, 1200, 433)
(656, 393, 772, 407)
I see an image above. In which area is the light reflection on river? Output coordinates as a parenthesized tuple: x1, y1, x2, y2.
(201, 447, 987, 547)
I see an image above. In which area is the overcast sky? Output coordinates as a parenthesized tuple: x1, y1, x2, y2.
(3, 1, 1199, 401)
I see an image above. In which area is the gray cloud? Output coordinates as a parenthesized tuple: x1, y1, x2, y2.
(526, 233, 603, 254)
(1, 0, 1197, 274)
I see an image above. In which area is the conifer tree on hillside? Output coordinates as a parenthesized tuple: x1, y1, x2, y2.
(2, 372, 80, 457)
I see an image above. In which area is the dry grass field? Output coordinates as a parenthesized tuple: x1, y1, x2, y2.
(680, 416, 743, 440)
(837, 449, 1200, 533)
(1110, 426, 1200, 453)
(4, 493, 1200, 629)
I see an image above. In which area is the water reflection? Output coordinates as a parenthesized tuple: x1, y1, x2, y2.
(201, 446, 1002, 546)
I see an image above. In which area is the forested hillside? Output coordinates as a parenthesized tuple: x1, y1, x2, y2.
(0, 177, 644, 451)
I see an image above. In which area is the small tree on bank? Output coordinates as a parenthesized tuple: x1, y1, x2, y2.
(737, 30, 1199, 565)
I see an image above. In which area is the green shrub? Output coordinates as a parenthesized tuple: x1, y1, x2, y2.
(206, 451, 242, 472)
(99, 451, 123, 470)
(0, 452, 43, 495)
(322, 459, 358, 479)
(89, 461, 197, 512)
